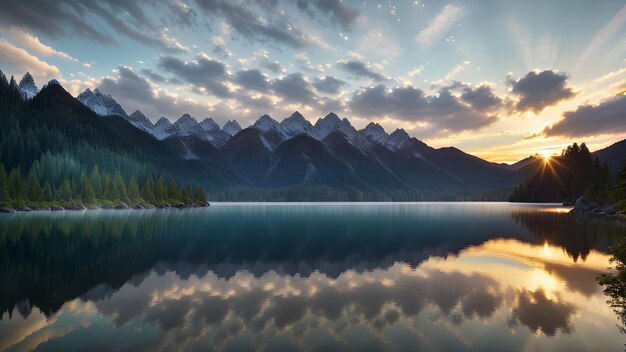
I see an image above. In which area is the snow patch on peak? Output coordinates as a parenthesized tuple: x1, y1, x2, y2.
(127, 110, 154, 133)
(18, 72, 38, 100)
(174, 114, 204, 137)
(282, 111, 313, 137)
(385, 129, 411, 150)
(313, 112, 356, 139)
(153, 117, 176, 140)
(253, 114, 283, 132)
(222, 120, 242, 137)
(77, 88, 127, 117)
(199, 118, 220, 132)
(361, 122, 389, 144)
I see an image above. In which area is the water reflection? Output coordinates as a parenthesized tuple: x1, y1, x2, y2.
(1, 203, 625, 351)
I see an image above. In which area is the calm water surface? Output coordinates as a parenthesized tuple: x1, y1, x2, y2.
(1, 203, 626, 351)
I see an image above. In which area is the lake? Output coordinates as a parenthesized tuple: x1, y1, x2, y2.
(1, 203, 625, 351)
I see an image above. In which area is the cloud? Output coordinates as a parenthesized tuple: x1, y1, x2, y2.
(158, 54, 230, 98)
(543, 93, 626, 137)
(4, 27, 77, 61)
(510, 70, 575, 114)
(234, 69, 270, 92)
(271, 73, 316, 105)
(416, 4, 464, 46)
(349, 84, 500, 133)
(313, 75, 347, 94)
(337, 60, 387, 81)
(0, 39, 60, 79)
(98, 66, 209, 120)
(0, 1, 189, 52)
(295, 0, 360, 28)
(460, 84, 502, 112)
(194, 0, 308, 48)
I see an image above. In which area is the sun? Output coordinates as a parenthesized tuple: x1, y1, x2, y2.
(540, 150, 552, 161)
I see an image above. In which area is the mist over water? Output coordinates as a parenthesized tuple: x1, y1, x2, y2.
(1, 203, 625, 351)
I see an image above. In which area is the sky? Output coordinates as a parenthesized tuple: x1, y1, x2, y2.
(0, 0, 624, 163)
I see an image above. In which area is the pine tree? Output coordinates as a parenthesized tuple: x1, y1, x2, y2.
(90, 166, 103, 199)
(103, 175, 113, 200)
(167, 180, 181, 201)
(41, 181, 53, 202)
(154, 177, 165, 201)
(140, 176, 156, 203)
(195, 186, 207, 204)
(113, 171, 128, 201)
(7, 168, 24, 202)
(27, 171, 42, 201)
(182, 182, 193, 202)
(58, 180, 73, 202)
(127, 177, 141, 205)
(82, 177, 97, 205)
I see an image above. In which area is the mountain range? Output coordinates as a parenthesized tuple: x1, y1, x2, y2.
(5, 71, 626, 201)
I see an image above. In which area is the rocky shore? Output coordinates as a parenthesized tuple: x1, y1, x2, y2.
(569, 196, 624, 219)
(0, 201, 209, 213)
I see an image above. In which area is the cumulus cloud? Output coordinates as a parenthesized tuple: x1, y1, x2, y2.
(510, 70, 575, 113)
(416, 4, 464, 46)
(313, 75, 347, 94)
(98, 66, 209, 120)
(543, 93, 626, 137)
(0, 39, 60, 79)
(295, 0, 360, 28)
(158, 54, 230, 98)
(337, 60, 387, 81)
(272, 73, 316, 105)
(349, 84, 500, 133)
(234, 69, 270, 92)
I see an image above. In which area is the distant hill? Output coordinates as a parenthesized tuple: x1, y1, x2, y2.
(594, 139, 626, 177)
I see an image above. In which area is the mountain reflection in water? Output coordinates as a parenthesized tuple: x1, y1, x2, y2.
(1, 203, 625, 351)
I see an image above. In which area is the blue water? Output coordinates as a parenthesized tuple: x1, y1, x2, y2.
(0, 203, 625, 351)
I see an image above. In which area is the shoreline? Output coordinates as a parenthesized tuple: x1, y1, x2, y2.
(569, 196, 626, 220)
(0, 201, 210, 213)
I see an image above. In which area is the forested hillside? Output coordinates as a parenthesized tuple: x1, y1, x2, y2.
(0, 73, 208, 209)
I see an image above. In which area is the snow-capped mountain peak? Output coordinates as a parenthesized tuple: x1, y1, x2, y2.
(153, 117, 176, 140)
(253, 114, 284, 133)
(361, 122, 389, 144)
(222, 120, 242, 137)
(313, 112, 357, 139)
(199, 117, 220, 132)
(127, 110, 154, 133)
(77, 88, 128, 117)
(18, 72, 38, 100)
(386, 128, 411, 150)
(281, 111, 313, 137)
(174, 114, 204, 137)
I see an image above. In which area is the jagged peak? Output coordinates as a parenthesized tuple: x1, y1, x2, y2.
(222, 120, 242, 136)
(199, 117, 220, 131)
(177, 113, 198, 123)
(322, 112, 340, 121)
(389, 128, 409, 138)
(155, 116, 172, 127)
(84, 87, 92, 93)
(287, 111, 305, 120)
(130, 110, 144, 117)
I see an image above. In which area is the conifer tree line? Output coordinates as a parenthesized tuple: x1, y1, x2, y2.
(0, 163, 207, 209)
